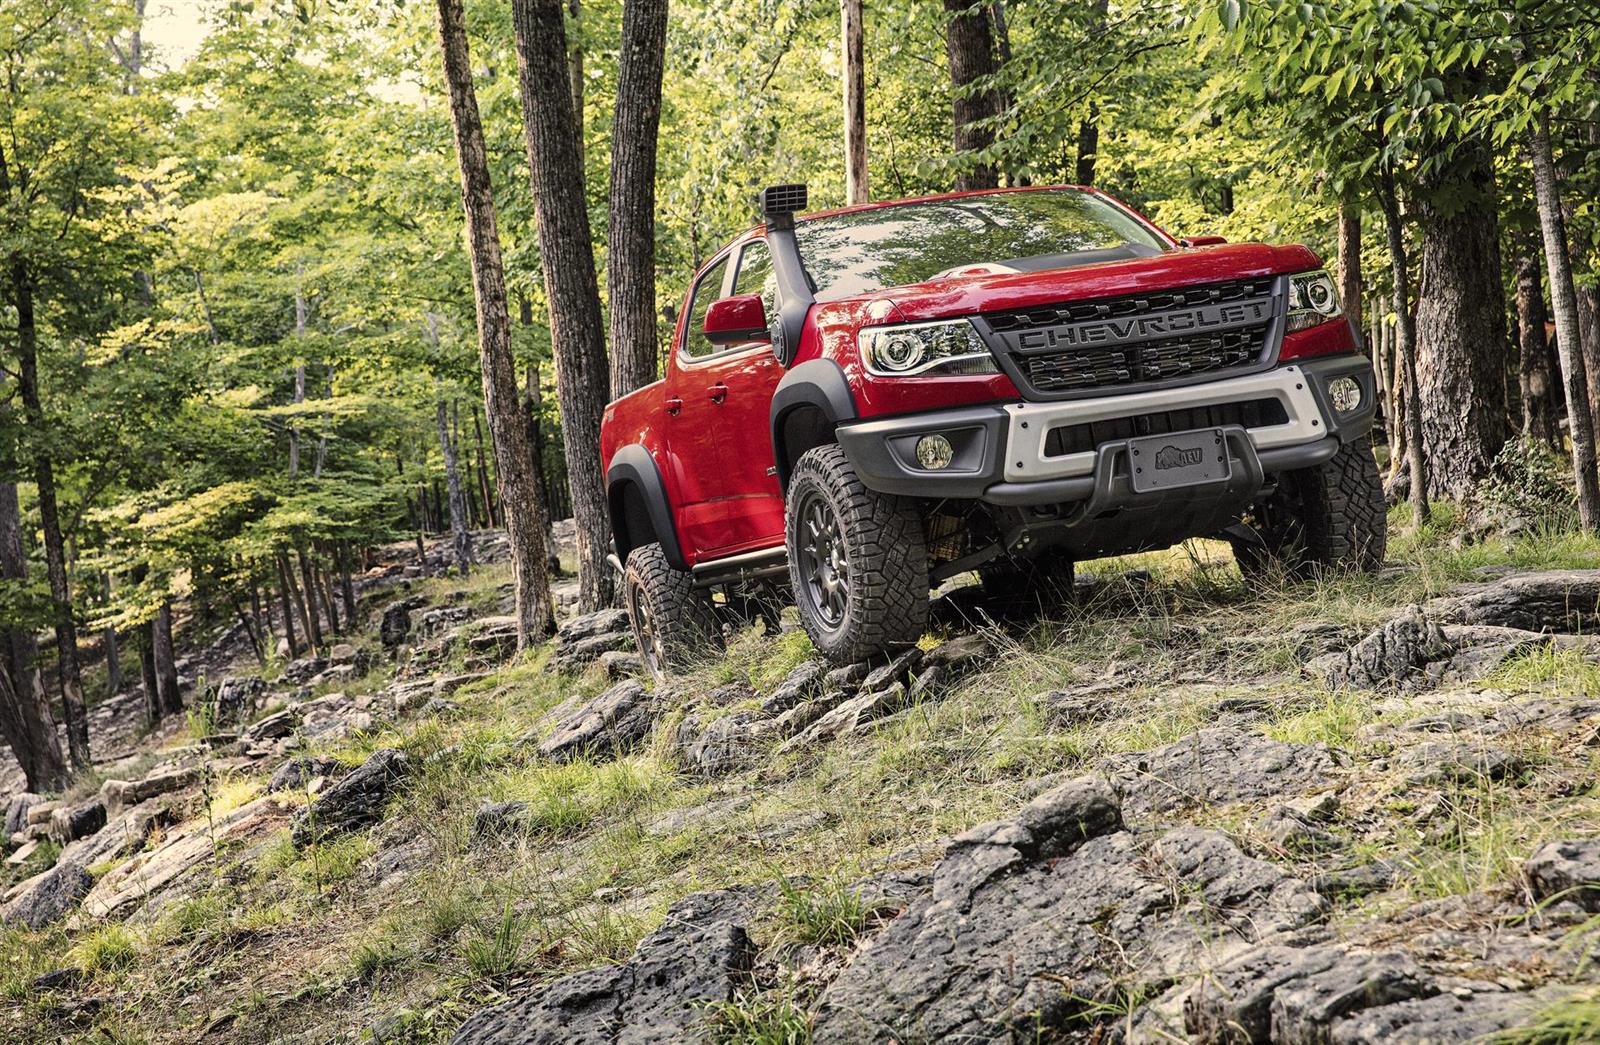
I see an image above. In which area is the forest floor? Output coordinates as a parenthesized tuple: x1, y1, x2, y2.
(9, 507, 1600, 1042)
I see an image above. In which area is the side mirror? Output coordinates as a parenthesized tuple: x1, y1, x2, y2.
(703, 294, 770, 346)
(1180, 235, 1228, 247)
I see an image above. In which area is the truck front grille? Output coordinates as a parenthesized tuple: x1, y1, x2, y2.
(984, 276, 1279, 397)
(1043, 397, 1289, 457)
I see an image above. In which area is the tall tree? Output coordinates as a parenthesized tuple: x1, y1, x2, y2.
(437, 0, 557, 643)
(841, 0, 868, 204)
(1412, 141, 1511, 499)
(608, 0, 669, 399)
(1531, 111, 1600, 528)
(1514, 236, 1559, 446)
(0, 481, 65, 791)
(1335, 203, 1363, 336)
(512, 0, 616, 612)
(1377, 170, 1431, 527)
(944, 0, 1000, 191)
(436, 396, 473, 575)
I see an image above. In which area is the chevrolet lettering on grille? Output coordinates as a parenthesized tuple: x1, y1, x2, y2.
(1010, 298, 1273, 353)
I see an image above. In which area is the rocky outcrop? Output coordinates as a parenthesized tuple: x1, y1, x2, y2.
(47, 798, 106, 846)
(59, 801, 172, 869)
(1424, 570, 1600, 633)
(450, 885, 765, 1045)
(100, 766, 201, 817)
(812, 778, 1320, 1041)
(547, 610, 634, 674)
(1525, 838, 1600, 911)
(2, 861, 93, 929)
(672, 712, 774, 776)
(267, 754, 344, 794)
(209, 676, 266, 722)
(537, 681, 656, 763)
(291, 748, 408, 845)
(1100, 726, 1337, 817)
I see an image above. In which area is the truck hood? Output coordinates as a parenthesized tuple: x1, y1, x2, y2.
(833, 242, 1321, 326)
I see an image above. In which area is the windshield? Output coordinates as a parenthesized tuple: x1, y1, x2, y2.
(795, 189, 1170, 301)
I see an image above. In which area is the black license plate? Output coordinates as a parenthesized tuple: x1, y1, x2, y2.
(1128, 428, 1230, 493)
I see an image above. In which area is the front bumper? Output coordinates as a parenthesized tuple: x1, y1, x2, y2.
(835, 354, 1376, 507)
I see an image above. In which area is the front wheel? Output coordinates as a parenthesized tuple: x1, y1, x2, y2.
(785, 445, 929, 665)
(623, 543, 722, 680)
(1231, 435, 1387, 580)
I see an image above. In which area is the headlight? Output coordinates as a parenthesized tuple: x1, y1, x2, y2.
(1286, 269, 1343, 333)
(858, 319, 998, 377)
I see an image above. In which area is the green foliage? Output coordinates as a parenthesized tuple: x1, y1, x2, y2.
(1480, 438, 1577, 529)
(773, 877, 880, 949)
(458, 899, 533, 982)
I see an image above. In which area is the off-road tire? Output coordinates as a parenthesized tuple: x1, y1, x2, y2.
(623, 543, 721, 680)
(1232, 435, 1387, 580)
(785, 444, 929, 665)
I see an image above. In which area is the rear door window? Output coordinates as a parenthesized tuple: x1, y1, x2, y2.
(681, 254, 730, 360)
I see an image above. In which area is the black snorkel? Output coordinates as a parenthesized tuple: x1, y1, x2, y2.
(757, 184, 816, 367)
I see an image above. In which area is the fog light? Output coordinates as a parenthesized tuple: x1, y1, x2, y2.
(1328, 376, 1362, 414)
(914, 434, 955, 470)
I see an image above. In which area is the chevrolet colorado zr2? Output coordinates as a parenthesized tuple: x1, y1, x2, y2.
(600, 184, 1385, 677)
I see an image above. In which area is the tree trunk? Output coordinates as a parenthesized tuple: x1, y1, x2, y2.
(1515, 237, 1560, 447)
(436, 396, 473, 575)
(101, 574, 122, 696)
(12, 257, 90, 767)
(153, 602, 182, 716)
(0, 480, 65, 791)
(1412, 146, 1510, 499)
(289, 361, 305, 480)
(440, 0, 559, 643)
(1531, 111, 1600, 528)
(336, 542, 357, 624)
(1073, 0, 1108, 186)
(1377, 170, 1430, 527)
(1336, 203, 1363, 337)
(274, 556, 298, 658)
(138, 627, 159, 727)
(1579, 284, 1600, 446)
(473, 407, 496, 527)
(315, 363, 332, 478)
(841, 0, 868, 204)
(511, 0, 616, 614)
(943, 0, 999, 191)
(296, 548, 325, 649)
(279, 551, 313, 652)
(607, 0, 668, 399)
(568, 0, 584, 168)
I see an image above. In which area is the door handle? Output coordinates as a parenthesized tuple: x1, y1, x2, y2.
(665, 396, 683, 416)
(707, 383, 728, 403)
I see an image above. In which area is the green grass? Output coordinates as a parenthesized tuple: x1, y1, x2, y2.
(773, 877, 881, 948)
(71, 924, 140, 974)
(705, 985, 813, 1045)
(1489, 643, 1600, 694)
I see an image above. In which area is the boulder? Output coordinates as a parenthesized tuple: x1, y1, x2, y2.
(47, 798, 106, 846)
(924, 633, 994, 675)
(267, 755, 344, 794)
(1, 861, 93, 929)
(417, 606, 473, 640)
(60, 801, 173, 868)
(1423, 570, 1600, 633)
(760, 660, 825, 715)
(280, 656, 328, 685)
(1525, 838, 1600, 911)
(379, 600, 418, 649)
(4, 793, 43, 836)
(596, 650, 644, 679)
(1322, 607, 1455, 690)
(291, 748, 408, 845)
(329, 643, 358, 664)
(450, 885, 764, 1045)
(673, 712, 774, 776)
(537, 681, 656, 763)
(780, 684, 906, 751)
(1100, 725, 1337, 817)
(244, 707, 297, 742)
(548, 631, 635, 674)
(100, 765, 201, 818)
(862, 648, 923, 692)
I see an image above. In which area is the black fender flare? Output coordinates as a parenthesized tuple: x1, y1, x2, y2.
(770, 359, 858, 489)
(606, 445, 688, 571)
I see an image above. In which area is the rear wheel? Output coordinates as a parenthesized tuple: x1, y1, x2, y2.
(785, 445, 928, 665)
(623, 543, 721, 680)
(1231, 436, 1387, 580)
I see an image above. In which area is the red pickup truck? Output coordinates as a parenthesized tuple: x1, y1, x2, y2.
(601, 184, 1384, 676)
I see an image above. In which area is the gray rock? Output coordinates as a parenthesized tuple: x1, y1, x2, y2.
(449, 885, 764, 1045)
(773, 691, 851, 738)
(548, 632, 636, 674)
(862, 648, 923, 692)
(291, 748, 408, 845)
(473, 801, 529, 842)
(417, 606, 473, 640)
(1424, 570, 1600, 633)
(4, 793, 43, 836)
(924, 633, 994, 674)
(209, 675, 267, 722)
(1324, 607, 1455, 690)
(760, 660, 825, 715)
(557, 608, 631, 642)
(60, 801, 172, 869)
(780, 684, 905, 751)
(1526, 838, 1600, 911)
(674, 712, 774, 776)
(379, 600, 417, 649)
(244, 707, 297, 742)
(1270, 951, 1437, 1043)
(596, 650, 644, 679)
(1101, 726, 1336, 817)
(1399, 739, 1523, 786)
(1037, 682, 1120, 728)
(100, 765, 201, 817)
(279, 656, 328, 685)
(1, 861, 93, 929)
(537, 681, 655, 762)
(822, 661, 870, 693)
(1186, 944, 1345, 1043)
(270, 748, 345, 790)
(812, 779, 1323, 1043)
(1327, 988, 1549, 1043)
(47, 798, 106, 846)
